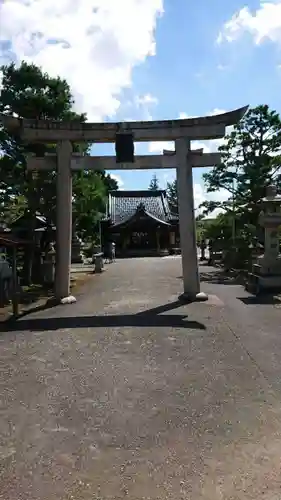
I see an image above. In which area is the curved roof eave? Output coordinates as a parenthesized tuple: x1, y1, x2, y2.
(142, 209, 171, 226)
(112, 209, 171, 228)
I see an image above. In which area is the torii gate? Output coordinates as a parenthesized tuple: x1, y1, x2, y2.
(0, 106, 248, 303)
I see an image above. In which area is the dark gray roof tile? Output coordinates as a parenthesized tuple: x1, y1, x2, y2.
(108, 190, 175, 225)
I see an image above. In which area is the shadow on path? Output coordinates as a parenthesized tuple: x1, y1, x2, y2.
(238, 295, 281, 306)
(0, 300, 206, 333)
(200, 270, 244, 286)
(19, 297, 59, 318)
(177, 272, 242, 285)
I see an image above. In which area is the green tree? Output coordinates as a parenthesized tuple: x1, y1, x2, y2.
(73, 170, 118, 241)
(202, 105, 281, 224)
(0, 61, 117, 281)
(99, 171, 118, 193)
(0, 62, 88, 282)
(199, 105, 281, 266)
(148, 173, 160, 190)
(166, 179, 178, 212)
(203, 213, 232, 241)
(2, 195, 27, 226)
(0, 61, 88, 211)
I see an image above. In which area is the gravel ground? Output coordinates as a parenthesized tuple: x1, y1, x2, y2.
(1, 257, 281, 500)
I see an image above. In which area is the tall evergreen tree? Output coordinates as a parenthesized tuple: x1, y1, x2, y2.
(166, 179, 178, 212)
(202, 105, 281, 216)
(148, 173, 160, 190)
(200, 105, 281, 252)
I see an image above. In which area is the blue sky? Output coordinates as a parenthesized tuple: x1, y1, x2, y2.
(103, 0, 281, 206)
(105, 0, 281, 204)
(1, 0, 281, 209)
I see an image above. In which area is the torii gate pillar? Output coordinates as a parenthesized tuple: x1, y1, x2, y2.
(55, 140, 73, 300)
(176, 139, 201, 300)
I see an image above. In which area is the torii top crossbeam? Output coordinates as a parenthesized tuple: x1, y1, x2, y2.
(0, 106, 248, 143)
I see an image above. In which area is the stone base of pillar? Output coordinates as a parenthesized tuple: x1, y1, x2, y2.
(45, 295, 77, 307)
(60, 295, 77, 304)
(178, 291, 208, 303)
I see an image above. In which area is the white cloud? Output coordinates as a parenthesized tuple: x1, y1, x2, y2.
(217, 63, 229, 71)
(135, 94, 158, 107)
(178, 112, 189, 120)
(217, 2, 281, 45)
(0, 0, 164, 121)
(149, 140, 174, 153)
(160, 170, 175, 187)
(134, 93, 158, 120)
(193, 183, 230, 217)
(209, 108, 227, 116)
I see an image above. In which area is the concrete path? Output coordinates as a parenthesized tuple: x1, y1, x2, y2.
(1, 257, 281, 499)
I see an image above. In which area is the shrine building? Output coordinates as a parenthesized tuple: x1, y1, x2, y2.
(101, 190, 179, 257)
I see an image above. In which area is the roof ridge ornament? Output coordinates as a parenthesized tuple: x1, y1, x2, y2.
(136, 202, 146, 211)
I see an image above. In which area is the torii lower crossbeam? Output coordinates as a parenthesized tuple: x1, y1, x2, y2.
(26, 152, 221, 171)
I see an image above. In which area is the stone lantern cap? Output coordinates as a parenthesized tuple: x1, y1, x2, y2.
(262, 185, 281, 204)
(259, 185, 281, 228)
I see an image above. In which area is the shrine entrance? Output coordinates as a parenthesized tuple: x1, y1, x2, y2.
(0, 107, 248, 302)
(128, 232, 158, 254)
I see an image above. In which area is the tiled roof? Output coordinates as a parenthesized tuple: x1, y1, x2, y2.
(108, 190, 176, 226)
(11, 213, 47, 228)
(10, 213, 56, 231)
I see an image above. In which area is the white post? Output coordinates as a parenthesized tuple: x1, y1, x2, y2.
(175, 138, 206, 301)
(55, 140, 73, 301)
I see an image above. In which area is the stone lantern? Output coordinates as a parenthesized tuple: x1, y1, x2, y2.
(246, 185, 281, 294)
(71, 231, 85, 264)
(42, 242, 56, 285)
